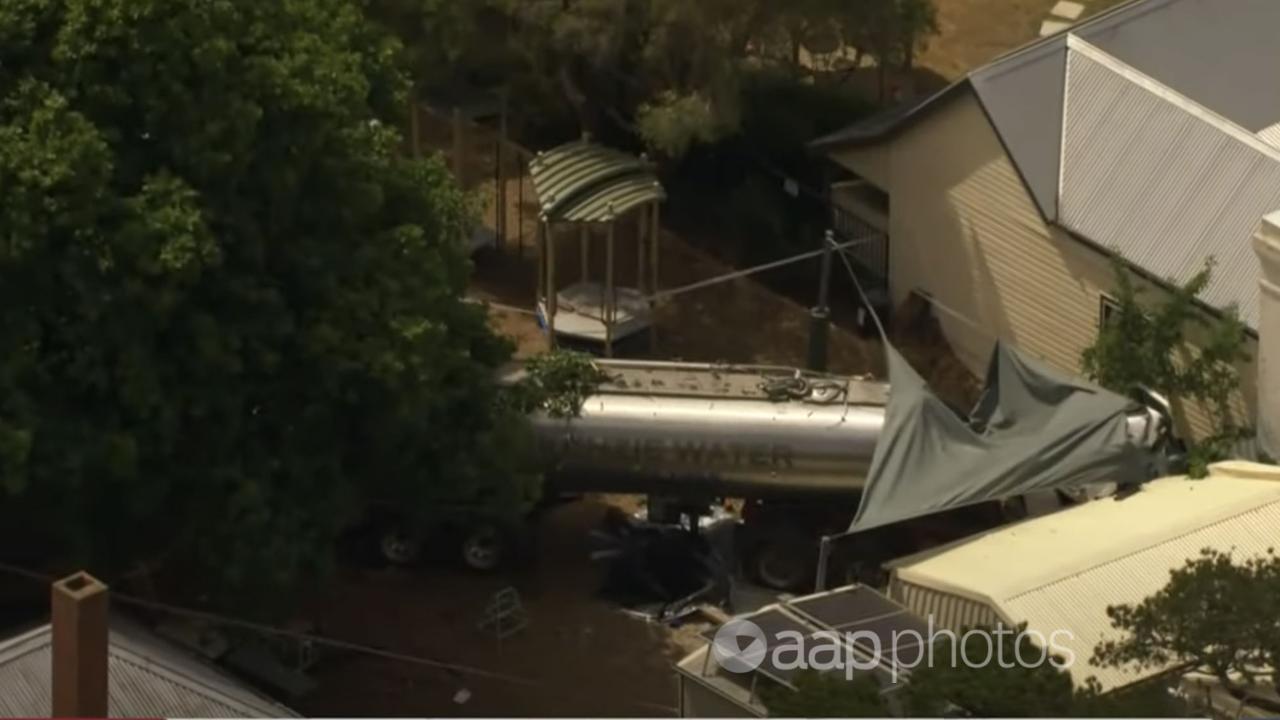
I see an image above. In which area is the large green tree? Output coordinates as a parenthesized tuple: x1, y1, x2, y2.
(0, 0, 535, 602)
(1095, 548, 1280, 712)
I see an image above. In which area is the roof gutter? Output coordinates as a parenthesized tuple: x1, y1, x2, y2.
(807, 80, 973, 154)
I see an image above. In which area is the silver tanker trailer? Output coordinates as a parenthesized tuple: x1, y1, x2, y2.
(373, 358, 1175, 590)
(524, 359, 1174, 588)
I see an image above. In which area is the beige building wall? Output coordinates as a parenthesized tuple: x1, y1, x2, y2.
(827, 89, 1258, 441)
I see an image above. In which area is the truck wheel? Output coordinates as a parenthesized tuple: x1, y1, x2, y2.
(379, 525, 422, 566)
(751, 530, 816, 591)
(461, 525, 504, 572)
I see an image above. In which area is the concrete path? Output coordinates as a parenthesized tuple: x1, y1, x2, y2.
(1040, 0, 1085, 36)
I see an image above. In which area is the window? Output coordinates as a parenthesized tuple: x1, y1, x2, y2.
(1099, 294, 1121, 328)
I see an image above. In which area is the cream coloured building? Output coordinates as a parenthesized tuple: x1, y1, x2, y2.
(813, 0, 1280, 439)
(884, 461, 1280, 692)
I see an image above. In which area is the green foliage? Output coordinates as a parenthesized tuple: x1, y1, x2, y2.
(372, 0, 933, 156)
(760, 671, 889, 717)
(1081, 257, 1253, 476)
(513, 350, 611, 419)
(0, 0, 529, 605)
(901, 625, 1184, 717)
(636, 92, 732, 159)
(1095, 548, 1280, 700)
(763, 625, 1188, 718)
(903, 627, 1079, 717)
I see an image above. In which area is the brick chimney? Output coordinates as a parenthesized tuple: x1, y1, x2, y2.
(1254, 211, 1280, 459)
(51, 572, 109, 718)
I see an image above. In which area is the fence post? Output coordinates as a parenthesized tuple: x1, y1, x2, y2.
(808, 230, 835, 372)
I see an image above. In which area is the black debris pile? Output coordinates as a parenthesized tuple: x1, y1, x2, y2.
(590, 507, 734, 620)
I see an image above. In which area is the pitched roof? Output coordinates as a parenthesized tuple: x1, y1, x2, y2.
(889, 461, 1280, 690)
(813, 0, 1280, 329)
(0, 616, 300, 718)
(815, 0, 1280, 154)
(1057, 38, 1280, 328)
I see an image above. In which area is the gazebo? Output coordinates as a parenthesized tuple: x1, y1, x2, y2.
(529, 138, 665, 356)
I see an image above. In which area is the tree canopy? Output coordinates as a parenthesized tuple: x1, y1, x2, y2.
(369, 0, 937, 156)
(1095, 548, 1280, 710)
(0, 0, 536, 603)
(1081, 257, 1254, 475)
(763, 627, 1185, 718)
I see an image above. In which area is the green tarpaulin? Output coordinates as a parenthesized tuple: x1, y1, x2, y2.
(849, 342, 1158, 532)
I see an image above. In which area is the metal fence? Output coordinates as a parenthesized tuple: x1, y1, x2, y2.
(408, 102, 541, 257)
(831, 203, 888, 292)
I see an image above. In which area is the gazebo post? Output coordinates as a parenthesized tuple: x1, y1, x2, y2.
(545, 219, 557, 346)
(579, 224, 589, 284)
(536, 216, 545, 308)
(605, 221, 615, 358)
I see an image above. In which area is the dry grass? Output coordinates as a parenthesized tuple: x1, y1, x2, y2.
(916, 0, 1059, 81)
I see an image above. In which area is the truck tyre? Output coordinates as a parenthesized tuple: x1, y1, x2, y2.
(378, 524, 423, 566)
(751, 528, 817, 591)
(460, 524, 505, 572)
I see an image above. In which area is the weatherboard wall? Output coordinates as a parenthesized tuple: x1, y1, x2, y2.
(875, 88, 1113, 380)
(827, 86, 1257, 440)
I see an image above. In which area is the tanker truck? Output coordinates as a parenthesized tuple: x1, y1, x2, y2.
(373, 358, 1177, 590)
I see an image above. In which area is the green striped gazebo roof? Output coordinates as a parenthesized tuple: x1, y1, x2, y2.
(529, 140, 665, 223)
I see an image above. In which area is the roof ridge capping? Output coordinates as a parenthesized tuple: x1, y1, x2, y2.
(1065, 34, 1280, 163)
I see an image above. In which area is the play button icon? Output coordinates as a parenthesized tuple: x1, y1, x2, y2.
(711, 618, 768, 673)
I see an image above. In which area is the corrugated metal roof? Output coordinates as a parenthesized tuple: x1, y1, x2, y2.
(529, 140, 664, 223)
(817, 5, 1280, 330)
(814, 0, 1280, 153)
(1059, 38, 1280, 329)
(0, 617, 299, 718)
(970, 40, 1068, 219)
(890, 461, 1280, 690)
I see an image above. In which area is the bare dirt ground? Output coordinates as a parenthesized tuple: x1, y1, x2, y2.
(300, 496, 702, 718)
(915, 0, 1056, 81)
(470, 227, 882, 375)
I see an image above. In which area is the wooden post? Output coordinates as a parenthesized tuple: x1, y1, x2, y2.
(637, 209, 646, 291)
(535, 215, 545, 311)
(579, 225, 589, 284)
(605, 222, 615, 357)
(518, 156, 525, 258)
(546, 220, 557, 346)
